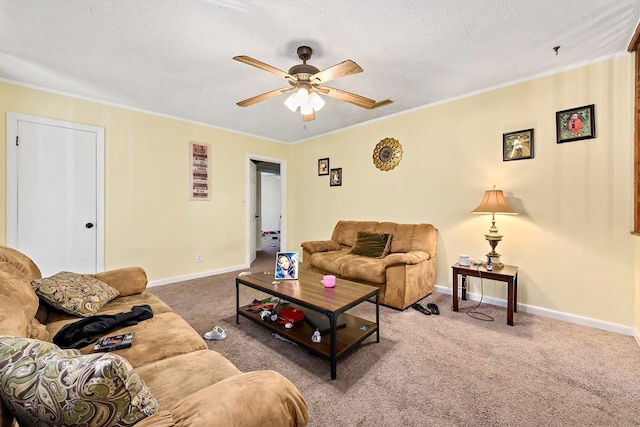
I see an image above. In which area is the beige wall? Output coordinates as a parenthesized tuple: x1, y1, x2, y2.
(0, 82, 289, 280)
(290, 54, 636, 327)
(1, 53, 636, 329)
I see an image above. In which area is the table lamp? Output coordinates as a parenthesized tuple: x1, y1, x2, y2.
(471, 186, 517, 270)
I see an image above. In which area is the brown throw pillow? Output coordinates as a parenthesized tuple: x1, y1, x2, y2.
(351, 232, 391, 258)
(31, 271, 120, 317)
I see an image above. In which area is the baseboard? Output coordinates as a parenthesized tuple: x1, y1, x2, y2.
(147, 273, 638, 342)
(147, 263, 248, 287)
(435, 284, 637, 337)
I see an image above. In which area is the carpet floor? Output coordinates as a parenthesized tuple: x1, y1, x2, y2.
(149, 249, 640, 426)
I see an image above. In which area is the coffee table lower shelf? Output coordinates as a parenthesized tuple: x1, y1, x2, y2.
(238, 304, 378, 378)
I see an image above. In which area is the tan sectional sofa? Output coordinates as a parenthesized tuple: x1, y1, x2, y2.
(301, 221, 437, 310)
(0, 246, 308, 427)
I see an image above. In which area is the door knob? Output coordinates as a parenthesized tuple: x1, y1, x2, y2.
(85, 223, 94, 229)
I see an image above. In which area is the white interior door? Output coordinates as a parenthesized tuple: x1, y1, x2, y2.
(249, 161, 257, 263)
(255, 171, 263, 251)
(6, 113, 104, 277)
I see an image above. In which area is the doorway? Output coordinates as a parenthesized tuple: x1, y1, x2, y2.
(6, 112, 105, 276)
(257, 162, 281, 255)
(247, 155, 286, 267)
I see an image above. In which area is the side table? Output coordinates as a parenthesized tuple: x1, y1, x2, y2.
(451, 263, 519, 326)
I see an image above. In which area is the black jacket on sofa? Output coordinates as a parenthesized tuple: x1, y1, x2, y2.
(53, 304, 153, 349)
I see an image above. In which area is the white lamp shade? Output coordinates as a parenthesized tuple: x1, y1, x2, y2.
(284, 93, 298, 112)
(300, 103, 314, 115)
(309, 92, 325, 111)
(295, 87, 309, 106)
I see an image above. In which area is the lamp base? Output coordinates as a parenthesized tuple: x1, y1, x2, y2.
(484, 253, 504, 270)
(483, 261, 504, 270)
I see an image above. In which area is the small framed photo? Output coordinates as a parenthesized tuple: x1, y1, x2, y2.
(275, 252, 299, 280)
(556, 104, 596, 143)
(503, 129, 534, 161)
(330, 168, 342, 186)
(318, 158, 329, 175)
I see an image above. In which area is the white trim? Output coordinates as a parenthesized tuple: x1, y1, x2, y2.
(245, 154, 287, 265)
(290, 52, 627, 144)
(0, 77, 284, 145)
(2, 51, 625, 146)
(435, 284, 636, 337)
(5, 112, 105, 273)
(147, 264, 248, 288)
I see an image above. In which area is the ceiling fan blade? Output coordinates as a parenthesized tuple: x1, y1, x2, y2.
(311, 60, 363, 84)
(236, 87, 293, 107)
(318, 86, 376, 109)
(371, 99, 394, 109)
(302, 111, 316, 122)
(233, 55, 293, 80)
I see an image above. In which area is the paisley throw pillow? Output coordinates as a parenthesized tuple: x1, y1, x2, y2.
(31, 271, 120, 317)
(0, 336, 160, 426)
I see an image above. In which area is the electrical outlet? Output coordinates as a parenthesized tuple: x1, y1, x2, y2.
(196, 253, 202, 263)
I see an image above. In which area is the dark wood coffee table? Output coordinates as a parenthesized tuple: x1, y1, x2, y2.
(236, 270, 379, 380)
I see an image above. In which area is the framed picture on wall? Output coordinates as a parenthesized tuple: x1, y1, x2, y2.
(330, 168, 342, 186)
(318, 158, 329, 175)
(556, 104, 596, 143)
(503, 129, 534, 161)
(189, 141, 209, 200)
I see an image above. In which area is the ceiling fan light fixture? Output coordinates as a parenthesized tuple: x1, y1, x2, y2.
(235, 45, 375, 120)
(300, 103, 314, 115)
(309, 92, 325, 111)
(295, 87, 309, 106)
(284, 93, 298, 112)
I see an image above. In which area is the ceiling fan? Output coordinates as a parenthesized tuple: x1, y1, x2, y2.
(233, 46, 381, 122)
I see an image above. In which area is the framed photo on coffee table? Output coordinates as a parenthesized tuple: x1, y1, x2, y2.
(275, 252, 299, 280)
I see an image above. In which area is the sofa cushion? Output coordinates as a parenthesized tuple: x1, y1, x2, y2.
(134, 371, 309, 427)
(308, 249, 353, 275)
(45, 311, 208, 369)
(29, 318, 50, 341)
(331, 221, 379, 247)
(300, 240, 342, 254)
(136, 350, 241, 409)
(0, 246, 42, 279)
(309, 250, 387, 284)
(32, 271, 120, 317)
(0, 336, 160, 426)
(44, 292, 174, 325)
(0, 268, 40, 321)
(93, 267, 148, 297)
(339, 256, 388, 284)
(385, 223, 434, 254)
(0, 295, 30, 337)
(351, 232, 391, 258)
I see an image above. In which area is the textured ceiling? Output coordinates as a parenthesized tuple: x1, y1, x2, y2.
(1, 1, 638, 143)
